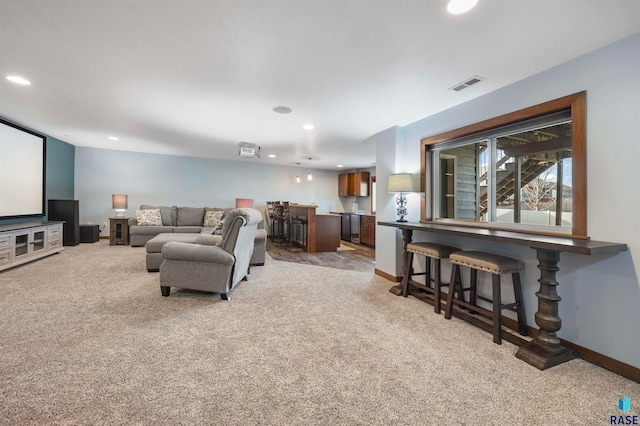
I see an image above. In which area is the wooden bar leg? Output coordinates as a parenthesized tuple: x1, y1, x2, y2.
(444, 264, 459, 320)
(401, 252, 414, 297)
(455, 266, 464, 303)
(469, 269, 478, 315)
(512, 272, 528, 336)
(434, 259, 442, 314)
(515, 249, 577, 369)
(492, 274, 502, 344)
(389, 229, 413, 295)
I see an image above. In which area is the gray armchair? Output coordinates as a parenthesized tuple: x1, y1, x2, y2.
(159, 208, 263, 300)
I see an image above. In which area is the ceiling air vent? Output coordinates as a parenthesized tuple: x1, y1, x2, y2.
(449, 75, 486, 92)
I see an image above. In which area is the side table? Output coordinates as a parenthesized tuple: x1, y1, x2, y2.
(109, 217, 131, 246)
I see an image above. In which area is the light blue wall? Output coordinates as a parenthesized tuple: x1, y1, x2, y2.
(0, 135, 75, 225)
(74, 147, 343, 233)
(376, 33, 640, 367)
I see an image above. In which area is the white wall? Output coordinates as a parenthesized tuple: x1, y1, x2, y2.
(375, 127, 413, 277)
(75, 147, 342, 233)
(375, 33, 640, 368)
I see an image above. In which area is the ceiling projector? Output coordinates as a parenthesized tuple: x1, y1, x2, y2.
(238, 142, 260, 158)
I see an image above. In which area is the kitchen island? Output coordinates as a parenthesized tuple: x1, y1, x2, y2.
(289, 204, 341, 253)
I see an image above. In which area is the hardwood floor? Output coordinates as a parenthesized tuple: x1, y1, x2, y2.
(266, 239, 375, 273)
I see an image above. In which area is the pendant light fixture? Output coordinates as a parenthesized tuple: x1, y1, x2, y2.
(307, 158, 313, 181)
(296, 163, 301, 183)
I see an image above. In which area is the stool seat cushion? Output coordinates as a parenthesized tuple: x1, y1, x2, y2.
(449, 251, 523, 274)
(407, 242, 460, 259)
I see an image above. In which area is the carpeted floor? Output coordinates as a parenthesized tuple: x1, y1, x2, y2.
(0, 241, 638, 425)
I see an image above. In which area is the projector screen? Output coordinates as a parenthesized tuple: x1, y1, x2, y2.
(0, 118, 46, 219)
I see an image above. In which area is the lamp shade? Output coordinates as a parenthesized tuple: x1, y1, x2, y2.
(112, 194, 128, 209)
(388, 173, 419, 193)
(235, 198, 254, 208)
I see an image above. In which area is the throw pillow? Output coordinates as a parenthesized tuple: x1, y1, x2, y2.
(203, 210, 224, 228)
(135, 209, 162, 226)
(140, 205, 176, 226)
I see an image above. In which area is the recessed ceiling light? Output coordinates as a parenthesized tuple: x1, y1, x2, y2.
(108, 136, 119, 141)
(447, 0, 478, 14)
(273, 106, 292, 114)
(6, 75, 31, 85)
(268, 154, 276, 158)
(303, 124, 314, 130)
(337, 165, 344, 168)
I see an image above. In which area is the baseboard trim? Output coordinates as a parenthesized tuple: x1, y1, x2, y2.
(539, 329, 639, 384)
(99, 236, 109, 240)
(407, 288, 640, 384)
(374, 268, 401, 282)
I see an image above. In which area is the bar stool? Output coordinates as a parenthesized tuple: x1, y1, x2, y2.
(289, 216, 307, 249)
(401, 242, 461, 313)
(444, 251, 527, 344)
(266, 201, 277, 238)
(272, 202, 287, 244)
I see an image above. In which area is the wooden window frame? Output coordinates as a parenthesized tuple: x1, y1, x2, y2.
(420, 91, 587, 238)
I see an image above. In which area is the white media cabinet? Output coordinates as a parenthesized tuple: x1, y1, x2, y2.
(0, 221, 64, 272)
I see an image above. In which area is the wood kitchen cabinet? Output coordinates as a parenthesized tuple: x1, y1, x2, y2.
(338, 173, 350, 196)
(338, 171, 370, 197)
(350, 171, 370, 196)
(360, 214, 376, 247)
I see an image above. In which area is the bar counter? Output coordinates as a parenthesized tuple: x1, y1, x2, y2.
(378, 220, 627, 370)
(290, 204, 341, 253)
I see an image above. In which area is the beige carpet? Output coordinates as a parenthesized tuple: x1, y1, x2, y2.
(0, 241, 638, 425)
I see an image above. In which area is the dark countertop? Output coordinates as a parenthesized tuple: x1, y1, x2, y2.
(330, 211, 375, 216)
(378, 220, 627, 256)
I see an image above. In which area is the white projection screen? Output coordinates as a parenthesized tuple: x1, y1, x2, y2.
(0, 119, 46, 218)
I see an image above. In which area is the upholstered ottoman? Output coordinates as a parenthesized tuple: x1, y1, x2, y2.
(146, 233, 207, 272)
(146, 229, 266, 272)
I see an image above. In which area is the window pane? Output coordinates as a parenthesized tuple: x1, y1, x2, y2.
(494, 122, 572, 227)
(439, 140, 488, 221)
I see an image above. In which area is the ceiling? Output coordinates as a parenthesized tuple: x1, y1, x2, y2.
(1, 1, 639, 171)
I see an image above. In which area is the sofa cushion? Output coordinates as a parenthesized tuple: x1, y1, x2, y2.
(130, 225, 175, 235)
(203, 210, 224, 228)
(135, 209, 162, 226)
(177, 207, 204, 226)
(146, 233, 200, 253)
(176, 226, 203, 233)
(140, 205, 176, 226)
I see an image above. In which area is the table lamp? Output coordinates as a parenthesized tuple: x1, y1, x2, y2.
(112, 194, 128, 217)
(388, 173, 419, 222)
(235, 198, 254, 208)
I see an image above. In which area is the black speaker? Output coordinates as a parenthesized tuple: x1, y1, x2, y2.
(48, 199, 80, 246)
(79, 225, 100, 243)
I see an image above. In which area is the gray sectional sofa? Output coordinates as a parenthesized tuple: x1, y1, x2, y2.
(160, 208, 262, 300)
(128, 205, 266, 267)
